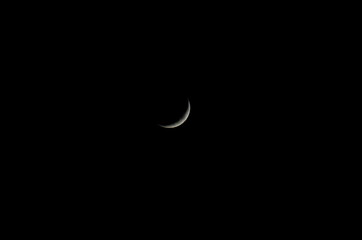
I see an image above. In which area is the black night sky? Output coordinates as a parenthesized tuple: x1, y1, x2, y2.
(18, 8, 311, 171)
(7, 4, 332, 218)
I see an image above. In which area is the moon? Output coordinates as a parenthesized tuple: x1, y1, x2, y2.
(159, 99, 191, 128)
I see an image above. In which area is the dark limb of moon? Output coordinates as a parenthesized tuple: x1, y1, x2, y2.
(159, 99, 190, 128)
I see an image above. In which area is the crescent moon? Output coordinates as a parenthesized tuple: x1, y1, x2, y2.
(159, 99, 191, 128)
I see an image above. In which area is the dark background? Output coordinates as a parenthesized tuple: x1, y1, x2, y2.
(3, 3, 357, 235)
(9, 6, 318, 170)
(4, 3, 341, 220)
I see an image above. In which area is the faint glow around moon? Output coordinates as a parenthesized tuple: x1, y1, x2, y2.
(159, 99, 190, 128)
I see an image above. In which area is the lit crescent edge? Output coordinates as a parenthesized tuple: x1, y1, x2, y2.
(159, 99, 190, 128)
